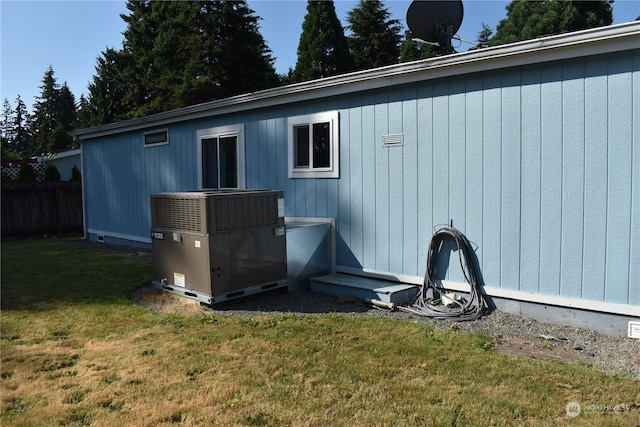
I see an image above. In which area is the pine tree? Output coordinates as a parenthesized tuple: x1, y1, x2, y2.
(3, 96, 32, 161)
(56, 83, 77, 150)
(346, 0, 401, 71)
(490, 0, 613, 46)
(293, 0, 354, 82)
(31, 66, 60, 155)
(1, 98, 14, 146)
(1, 98, 18, 161)
(86, 48, 131, 125)
(87, 0, 280, 123)
(470, 23, 493, 50)
(119, 0, 157, 118)
(399, 39, 434, 62)
(211, 1, 279, 98)
(31, 67, 76, 154)
(13, 96, 31, 156)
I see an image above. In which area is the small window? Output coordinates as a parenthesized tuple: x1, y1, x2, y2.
(288, 111, 339, 178)
(144, 129, 169, 147)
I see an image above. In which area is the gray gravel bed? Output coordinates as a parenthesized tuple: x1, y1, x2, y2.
(206, 289, 640, 380)
(80, 240, 640, 380)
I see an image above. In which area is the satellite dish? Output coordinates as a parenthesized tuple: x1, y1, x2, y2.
(406, 0, 464, 54)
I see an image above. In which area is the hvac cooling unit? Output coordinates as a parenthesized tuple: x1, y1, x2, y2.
(150, 190, 288, 304)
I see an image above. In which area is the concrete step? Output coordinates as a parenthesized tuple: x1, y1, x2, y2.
(310, 273, 418, 305)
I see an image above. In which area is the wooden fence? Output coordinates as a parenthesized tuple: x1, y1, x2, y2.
(1, 181, 83, 236)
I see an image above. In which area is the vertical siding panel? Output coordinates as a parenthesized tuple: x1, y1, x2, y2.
(539, 67, 563, 295)
(349, 101, 364, 267)
(266, 117, 278, 190)
(257, 115, 269, 187)
(403, 86, 419, 276)
(605, 55, 633, 304)
(449, 84, 466, 230)
(560, 61, 586, 299)
(305, 179, 318, 216)
(582, 63, 608, 302)
(388, 93, 404, 273)
(315, 179, 327, 217)
(292, 179, 306, 216)
(432, 82, 449, 226)
(417, 85, 433, 274)
(374, 93, 390, 271)
(275, 116, 288, 194)
(246, 116, 260, 188)
(482, 76, 502, 287)
(520, 66, 542, 293)
(137, 135, 150, 236)
(362, 98, 377, 269)
(448, 83, 466, 283)
(326, 178, 339, 237)
(465, 76, 484, 268)
(501, 72, 522, 290)
(337, 107, 352, 265)
(630, 52, 640, 306)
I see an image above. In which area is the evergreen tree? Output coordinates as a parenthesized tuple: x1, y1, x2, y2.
(1, 99, 17, 161)
(13, 96, 31, 156)
(346, 0, 401, 71)
(294, 1, 354, 82)
(490, 0, 613, 46)
(88, 0, 279, 123)
(470, 23, 493, 50)
(56, 83, 77, 150)
(2, 96, 32, 159)
(119, 0, 157, 118)
(43, 164, 61, 181)
(399, 39, 434, 62)
(31, 66, 60, 155)
(85, 48, 131, 125)
(211, 1, 279, 98)
(30, 67, 77, 154)
(1, 98, 13, 147)
(76, 94, 93, 129)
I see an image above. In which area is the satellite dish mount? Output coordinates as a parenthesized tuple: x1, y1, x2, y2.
(406, 1, 464, 55)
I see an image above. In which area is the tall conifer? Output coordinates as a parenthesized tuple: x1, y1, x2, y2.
(346, 0, 401, 70)
(293, 1, 354, 82)
(490, 0, 613, 46)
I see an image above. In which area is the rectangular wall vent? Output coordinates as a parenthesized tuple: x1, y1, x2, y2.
(629, 321, 640, 339)
(383, 133, 404, 147)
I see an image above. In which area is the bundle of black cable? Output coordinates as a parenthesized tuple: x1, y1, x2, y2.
(410, 226, 486, 321)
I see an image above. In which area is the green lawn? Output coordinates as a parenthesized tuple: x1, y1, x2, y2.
(1, 238, 638, 426)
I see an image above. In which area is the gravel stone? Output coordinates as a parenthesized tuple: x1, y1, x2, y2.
(85, 240, 640, 380)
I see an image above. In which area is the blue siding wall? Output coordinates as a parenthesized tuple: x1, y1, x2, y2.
(83, 50, 639, 307)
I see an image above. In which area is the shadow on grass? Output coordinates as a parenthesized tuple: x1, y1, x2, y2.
(0, 237, 152, 311)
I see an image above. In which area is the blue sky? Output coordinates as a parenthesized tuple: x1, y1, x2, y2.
(1, 0, 639, 114)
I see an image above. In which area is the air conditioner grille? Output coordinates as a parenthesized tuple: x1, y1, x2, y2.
(151, 190, 283, 234)
(151, 196, 204, 233)
(211, 193, 279, 232)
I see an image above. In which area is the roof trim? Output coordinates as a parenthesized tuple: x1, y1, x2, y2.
(73, 21, 640, 141)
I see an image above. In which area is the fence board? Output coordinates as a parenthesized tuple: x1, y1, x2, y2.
(1, 182, 83, 235)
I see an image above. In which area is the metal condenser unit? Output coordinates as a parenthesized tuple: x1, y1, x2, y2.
(150, 190, 287, 304)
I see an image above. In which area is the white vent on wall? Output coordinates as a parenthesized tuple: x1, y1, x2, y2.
(383, 134, 404, 147)
(629, 321, 640, 339)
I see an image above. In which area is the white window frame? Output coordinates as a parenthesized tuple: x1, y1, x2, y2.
(288, 111, 339, 179)
(196, 124, 246, 189)
(143, 128, 169, 147)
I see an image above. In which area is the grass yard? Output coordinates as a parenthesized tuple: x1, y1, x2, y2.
(1, 238, 638, 426)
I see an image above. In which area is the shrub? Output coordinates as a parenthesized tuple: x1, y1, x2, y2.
(70, 165, 81, 182)
(16, 163, 37, 182)
(44, 164, 61, 181)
